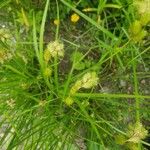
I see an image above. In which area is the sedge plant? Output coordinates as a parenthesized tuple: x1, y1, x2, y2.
(0, 0, 150, 149)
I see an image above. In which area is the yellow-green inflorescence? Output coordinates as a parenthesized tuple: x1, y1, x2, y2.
(129, 20, 147, 42)
(44, 40, 64, 59)
(0, 28, 12, 42)
(115, 122, 148, 150)
(64, 72, 99, 106)
(43, 40, 64, 77)
(127, 122, 148, 143)
(129, 0, 150, 42)
(0, 49, 13, 64)
(133, 0, 150, 17)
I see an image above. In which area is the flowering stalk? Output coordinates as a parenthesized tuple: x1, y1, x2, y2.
(64, 72, 99, 106)
(43, 40, 64, 92)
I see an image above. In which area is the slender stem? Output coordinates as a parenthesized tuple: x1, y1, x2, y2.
(74, 93, 150, 99)
(55, 0, 60, 40)
(54, 56, 58, 92)
(132, 56, 140, 123)
(132, 51, 141, 150)
(54, 0, 60, 93)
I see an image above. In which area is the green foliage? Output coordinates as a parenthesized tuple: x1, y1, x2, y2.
(70, 51, 93, 71)
(0, 0, 150, 149)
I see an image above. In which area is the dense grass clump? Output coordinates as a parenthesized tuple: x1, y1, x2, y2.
(0, 0, 150, 149)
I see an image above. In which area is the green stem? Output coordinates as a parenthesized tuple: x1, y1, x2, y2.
(74, 93, 150, 99)
(55, 0, 60, 40)
(132, 51, 141, 150)
(132, 57, 140, 123)
(54, 0, 60, 93)
(54, 56, 58, 92)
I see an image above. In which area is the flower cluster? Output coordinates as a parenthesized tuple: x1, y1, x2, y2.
(134, 0, 150, 15)
(129, 0, 150, 42)
(43, 40, 64, 78)
(134, 0, 150, 25)
(127, 123, 148, 143)
(6, 99, 15, 108)
(44, 40, 64, 61)
(129, 20, 147, 42)
(64, 72, 99, 106)
(44, 49, 51, 63)
(0, 28, 12, 42)
(44, 67, 52, 77)
(0, 50, 13, 64)
(115, 122, 148, 149)
(81, 72, 99, 89)
(65, 97, 74, 106)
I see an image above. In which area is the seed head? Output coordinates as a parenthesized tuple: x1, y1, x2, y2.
(127, 123, 148, 143)
(0, 50, 13, 64)
(44, 49, 51, 62)
(70, 80, 82, 95)
(6, 99, 15, 108)
(81, 72, 99, 89)
(47, 40, 64, 58)
(64, 97, 74, 106)
(134, 0, 150, 15)
(44, 67, 52, 77)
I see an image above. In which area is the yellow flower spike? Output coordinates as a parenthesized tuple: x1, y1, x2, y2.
(0, 50, 13, 64)
(65, 72, 99, 107)
(64, 97, 74, 106)
(127, 123, 148, 143)
(134, 0, 150, 15)
(115, 134, 126, 145)
(81, 72, 99, 89)
(132, 29, 147, 42)
(0, 51, 5, 64)
(140, 13, 150, 26)
(54, 19, 60, 26)
(47, 40, 64, 58)
(70, 80, 82, 95)
(129, 20, 142, 35)
(44, 68, 52, 77)
(6, 99, 15, 108)
(69, 72, 99, 96)
(39, 100, 47, 107)
(44, 49, 51, 62)
(0, 28, 12, 40)
(71, 13, 80, 23)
